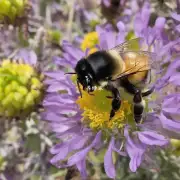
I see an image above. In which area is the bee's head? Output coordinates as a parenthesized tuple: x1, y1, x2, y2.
(75, 58, 95, 94)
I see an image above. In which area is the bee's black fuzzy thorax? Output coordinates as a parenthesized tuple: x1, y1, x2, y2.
(86, 51, 116, 82)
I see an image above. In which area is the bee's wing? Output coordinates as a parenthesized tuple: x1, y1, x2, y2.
(111, 50, 159, 81)
(108, 38, 144, 52)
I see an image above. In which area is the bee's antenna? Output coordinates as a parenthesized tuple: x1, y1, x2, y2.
(65, 72, 76, 75)
(77, 80, 82, 98)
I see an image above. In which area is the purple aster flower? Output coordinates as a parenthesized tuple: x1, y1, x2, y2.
(42, 4, 180, 180)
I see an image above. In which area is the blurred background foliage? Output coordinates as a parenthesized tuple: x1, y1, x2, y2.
(0, 0, 179, 180)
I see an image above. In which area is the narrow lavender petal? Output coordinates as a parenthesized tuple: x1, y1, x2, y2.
(62, 40, 84, 60)
(138, 131, 169, 146)
(171, 12, 180, 21)
(45, 94, 76, 104)
(176, 25, 180, 32)
(46, 82, 69, 92)
(134, 2, 150, 36)
(50, 135, 88, 158)
(98, 32, 109, 50)
(41, 112, 67, 122)
(160, 113, 180, 132)
(45, 71, 66, 81)
(70, 136, 90, 150)
(68, 145, 92, 166)
(68, 131, 101, 166)
(63, 53, 78, 67)
(51, 124, 74, 133)
(43, 101, 78, 110)
(57, 125, 82, 138)
(124, 127, 145, 172)
(15, 49, 37, 65)
(141, 2, 150, 26)
(162, 94, 180, 115)
(53, 56, 73, 67)
(76, 159, 87, 179)
(104, 137, 116, 179)
(163, 57, 180, 79)
(112, 139, 127, 156)
(158, 40, 180, 58)
(155, 17, 166, 30)
(106, 31, 116, 49)
(44, 79, 58, 85)
(116, 21, 126, 44)
(46, 81, 74, 93)
(50, 146, 69, 164)
(96, 25, 104, 37)
(169, 73, 180, 85)
(102, 0, 111, 7)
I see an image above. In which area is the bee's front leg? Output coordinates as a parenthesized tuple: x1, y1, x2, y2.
(133, 90, 145, 124)
(105, 84, 121, 120)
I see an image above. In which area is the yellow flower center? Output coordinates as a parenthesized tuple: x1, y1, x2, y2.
(76, 87, 132, 131)
(81, 32, 99, 54)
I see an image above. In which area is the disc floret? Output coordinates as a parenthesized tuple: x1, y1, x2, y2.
(0, 59, 44, 118)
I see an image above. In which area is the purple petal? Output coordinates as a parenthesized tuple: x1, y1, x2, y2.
(76, 159, 87, 179)
(116, 21, 126, 44)
(158, 40, 180, 58)
(176, 24, 180, 32)
(51, 124, 74, 133)
(169, 73, 180, 85)
(138, 131, 168, 146)
(160, 113, 180, 133)
(141, 2, 151, 26)
(98, 32, 108, 49)
(70, 136, 90, 150)
(53, 56, 73, 67)
(41, 112, 67, 122)
(57, 125, 82, 138)
(68, 145, 92, 166)
(15, 49, 37, 65)
(62, 40, 84, 60)
(155, 17, 166, 30)
(44, 71, 66, 81)
(124, 127, 145, 172)
(171, 12, 180, 21)
(105, 31, 116, 49)
(102, 0, 111, 7)
(112, 140, 127, 156)
(104, 137, 116, 179)
(50, 146, 69, 164)
(45, 94, 76, 104)
(68, 131, 101, 166)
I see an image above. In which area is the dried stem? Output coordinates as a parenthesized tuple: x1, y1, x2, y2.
(66, 0, 75, 41)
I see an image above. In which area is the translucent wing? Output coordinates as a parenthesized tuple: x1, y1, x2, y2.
(109, 38, 144, 52)
(111, 50, 159, 89)
(114, 50, 158, 78)
(107, 38, 159, 87)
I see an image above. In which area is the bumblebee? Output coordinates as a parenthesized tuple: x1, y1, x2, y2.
(73, 38, 157, 124)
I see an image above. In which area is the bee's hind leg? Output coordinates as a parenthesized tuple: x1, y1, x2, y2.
(133, 90, 145, 124)
(105, 84, 121, 120)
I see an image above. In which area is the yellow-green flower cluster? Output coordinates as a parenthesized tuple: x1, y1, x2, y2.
(47, 30, 61, 44)
(0, 0, 27, 23)
(0, 59, 44, 118)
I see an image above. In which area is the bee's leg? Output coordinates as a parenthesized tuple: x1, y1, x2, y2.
(105, 84, 121, 120)
(133, 90, 145, 124)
